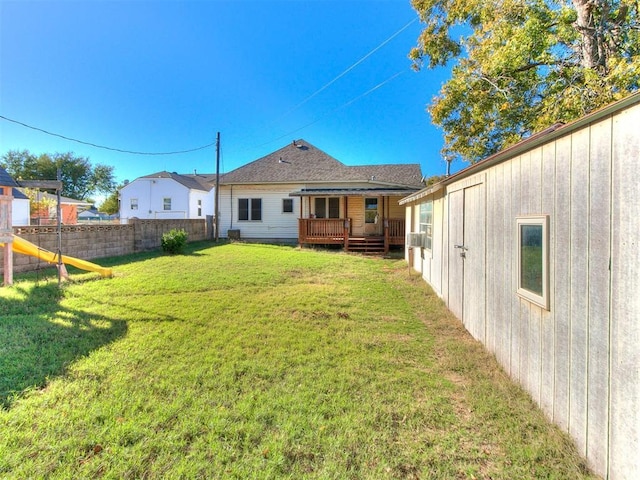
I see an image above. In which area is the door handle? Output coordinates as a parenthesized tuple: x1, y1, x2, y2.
(454, 244, 468, 251)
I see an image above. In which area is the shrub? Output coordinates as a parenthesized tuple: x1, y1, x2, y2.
(161, 228, 188, 254)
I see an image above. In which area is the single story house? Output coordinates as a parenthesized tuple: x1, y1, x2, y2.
(119, 171, 214, 222)
(10, 189, 29, 226)
(217, 139, 423, 253)
(400, 93, 640, 479)
(78, 207, 113, 222)
(0, 167, 30, 227)
(28, 191, 92, 225)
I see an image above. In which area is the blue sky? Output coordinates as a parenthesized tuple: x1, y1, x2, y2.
(1, 0, 461, 187)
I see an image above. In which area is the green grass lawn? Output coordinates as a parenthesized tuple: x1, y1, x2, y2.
(0, 242, 595, 479)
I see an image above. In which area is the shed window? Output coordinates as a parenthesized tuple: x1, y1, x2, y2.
(282, 198, 293, 213)
(130, 198, 138, 210)
(419, 201, 433, 250)
(516, 216, 549, 309)
(163, 198, 171, 211)
(239, 198, 262, 221)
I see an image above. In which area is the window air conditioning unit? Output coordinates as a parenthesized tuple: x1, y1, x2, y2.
(408, 233, 424, 248)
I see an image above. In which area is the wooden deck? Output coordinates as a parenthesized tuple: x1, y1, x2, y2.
(298, 218, 405, 254)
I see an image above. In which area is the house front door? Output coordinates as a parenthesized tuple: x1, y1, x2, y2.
(448, 183, 486, 342)
(364, 197, 381, 235)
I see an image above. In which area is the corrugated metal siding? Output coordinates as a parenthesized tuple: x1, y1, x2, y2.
(405, 99, 640, 480)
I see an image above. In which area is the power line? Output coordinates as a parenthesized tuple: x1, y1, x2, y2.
(251, 70, 406, 149)
(236, 17, 417, 152)
(277, 17, 417, 120)
(1, 18, 416, 160)
(0, 115, 216, 155)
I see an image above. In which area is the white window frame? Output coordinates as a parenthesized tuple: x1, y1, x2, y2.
(516, 215, 549, 310)
(419, 201, 433, 250)
(282, 198, 294, 213)
(130, 198, 138, 210)
(163, 197, 172, 211)
(313, 197, 340, 219)
(238, 198, 262, 221)
(364, 198, 378, 224)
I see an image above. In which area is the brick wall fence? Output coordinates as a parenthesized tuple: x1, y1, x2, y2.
(1, 219, 209, 274)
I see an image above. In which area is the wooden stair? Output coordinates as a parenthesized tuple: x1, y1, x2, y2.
(346, 236, 386, 254)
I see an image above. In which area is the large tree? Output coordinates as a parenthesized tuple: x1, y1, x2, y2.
(0, 150, 115, 200)
(98, 185, 122, 215)
(410, 0, 640, 163)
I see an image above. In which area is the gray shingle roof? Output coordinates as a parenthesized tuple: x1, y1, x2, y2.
(0, 167, 19, 188)
(12, 188, 28, 199)
(219, 140, 423, 188)
(142, 171, 214, 191)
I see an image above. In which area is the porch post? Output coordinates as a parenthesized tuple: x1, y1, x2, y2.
(384, 219, 389, 254)
(3, 242, 13, 286)
(344, 218, 350, 252)
(1, 186, 14, 286)
(343, 196, 349, 251)
(298, 197, 304, 248)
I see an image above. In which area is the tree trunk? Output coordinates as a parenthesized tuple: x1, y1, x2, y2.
(572, 0, 607, 71)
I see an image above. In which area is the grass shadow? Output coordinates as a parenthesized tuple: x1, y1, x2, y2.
(0, 281, 127, 409)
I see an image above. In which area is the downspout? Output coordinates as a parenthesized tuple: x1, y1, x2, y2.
(229, 186, 233, 229)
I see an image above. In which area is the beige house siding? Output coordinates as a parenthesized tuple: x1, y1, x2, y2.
(387, 197, 405, 218)
(347, 197, 365, 236)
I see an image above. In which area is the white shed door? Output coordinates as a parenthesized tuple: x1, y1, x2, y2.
(448, 183, 486, 342)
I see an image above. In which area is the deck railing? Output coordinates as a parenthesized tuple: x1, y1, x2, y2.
(387, 218, 405, 245)
(298, 218, 348, 244)
(299, 217, 406, 251)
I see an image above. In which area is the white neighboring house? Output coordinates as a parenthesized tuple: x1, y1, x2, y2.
(119, 171, 215, 222)
(11, 189, 30, 226)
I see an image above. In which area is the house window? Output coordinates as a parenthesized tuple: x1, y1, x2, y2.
(163, 198, 172, 211)
(282, 198, 293, 213)
(130, 198, 138, 210)
(365, 198, 378, 223)
(314, 198, 339, 218)
(239, 198, 262, 221)
(516, 216, 549, 309)
(419, 201, 433, 250)
(197, 199, 202, 217)
(328, 198, 339, 218)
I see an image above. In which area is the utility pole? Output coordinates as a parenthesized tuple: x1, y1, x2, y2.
(56, 168, 62, 286)
(215, 132, 220, 241)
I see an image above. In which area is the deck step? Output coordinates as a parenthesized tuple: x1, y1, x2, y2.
(346, 236, 386, 254)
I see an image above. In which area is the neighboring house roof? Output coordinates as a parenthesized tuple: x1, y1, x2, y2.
(0, 167, 19, 188)
(12, 188, 28, 200)
(25, 190, 92, 207)
(78, 208, 110, 219)
(140, 171, 214, 192)
(219, 139, 423, 187)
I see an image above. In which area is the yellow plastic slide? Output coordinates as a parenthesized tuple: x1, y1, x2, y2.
(1, 235, 112, 278)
